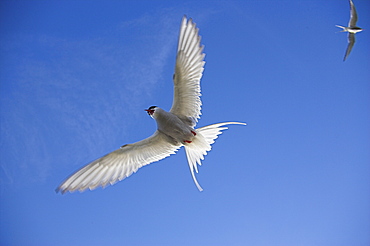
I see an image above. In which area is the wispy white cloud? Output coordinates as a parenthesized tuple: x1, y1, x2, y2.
(0, 11, 187, 188)
(0, 4, 222, 189)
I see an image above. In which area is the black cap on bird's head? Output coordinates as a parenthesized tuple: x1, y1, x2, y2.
(145, 106, 157, 116)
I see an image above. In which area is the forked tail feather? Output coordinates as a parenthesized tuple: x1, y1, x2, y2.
(335, 25, 347, 32)
(184, 122, 246, 191)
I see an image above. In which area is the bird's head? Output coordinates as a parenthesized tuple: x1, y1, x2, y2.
(145, 106, 158, 118)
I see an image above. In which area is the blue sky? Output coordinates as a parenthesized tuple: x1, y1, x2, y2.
(1, 0, 369, 245)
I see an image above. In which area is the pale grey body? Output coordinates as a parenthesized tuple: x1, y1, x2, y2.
(153, 107, 195, 145)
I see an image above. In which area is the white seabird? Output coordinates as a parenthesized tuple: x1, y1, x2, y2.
(56, 16, 246, 194)
(336, 0, 363, 61)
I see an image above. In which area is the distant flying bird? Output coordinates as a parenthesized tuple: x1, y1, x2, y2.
(336, 0, 363, 61)
(56, 16, 246, 194)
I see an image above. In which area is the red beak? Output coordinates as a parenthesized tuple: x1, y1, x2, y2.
(145, 109, 154, 115)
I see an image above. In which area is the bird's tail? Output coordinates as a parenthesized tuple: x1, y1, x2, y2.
(184, 122, 246, 191)
(335, 25, 348, 32)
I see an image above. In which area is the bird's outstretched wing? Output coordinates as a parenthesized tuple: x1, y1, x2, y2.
(170, 16, 205, 126)
(344, 32, 355, 61)
(56, 131, 182, 194)
(348, 0, 358, 27)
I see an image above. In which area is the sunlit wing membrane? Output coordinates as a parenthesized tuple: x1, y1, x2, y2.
(344, 33, 355, 61)
(348, 0, 358, 27)
(56, 131, 182, 193)
(170, 16, 205, 126)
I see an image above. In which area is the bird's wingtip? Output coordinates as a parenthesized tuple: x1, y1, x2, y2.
(55, 187, 63, 194)
(55, 185, 69, 195)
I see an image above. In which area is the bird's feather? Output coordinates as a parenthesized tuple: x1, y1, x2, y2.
(170, 16, 205, 126)
(56, 131, 181, 193)
(344, 32, 355, 61)
(348, 0, 358, 27)
(184, 122, 247, 191)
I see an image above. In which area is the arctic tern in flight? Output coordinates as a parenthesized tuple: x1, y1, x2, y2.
(336, 0, 363, 61)
(56, 16, 246, 194)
